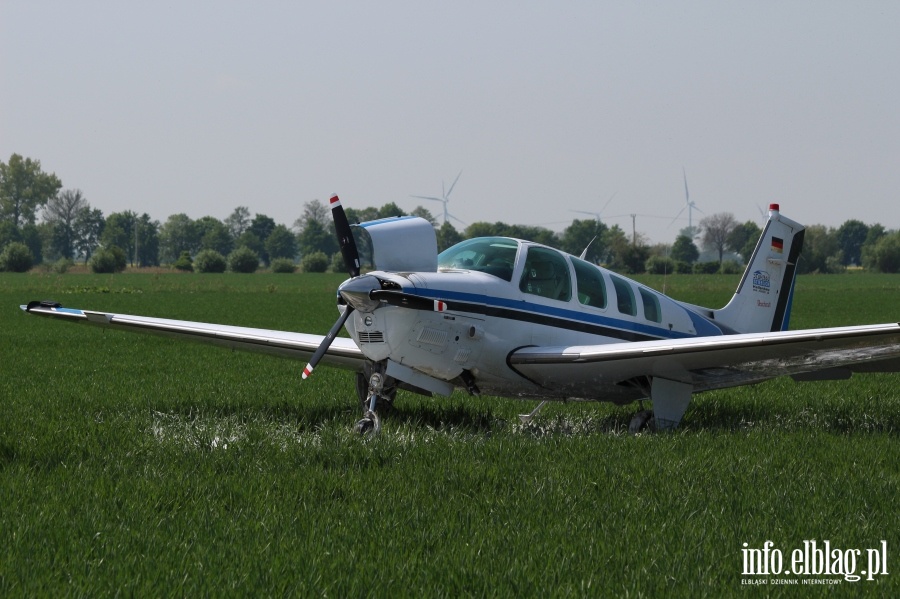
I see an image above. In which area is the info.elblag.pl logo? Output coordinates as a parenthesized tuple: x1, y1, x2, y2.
(742, 540, 889, 585)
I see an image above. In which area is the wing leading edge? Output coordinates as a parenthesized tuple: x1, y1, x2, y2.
(509, 323, 900, 397)
(21, 301, 366, 371)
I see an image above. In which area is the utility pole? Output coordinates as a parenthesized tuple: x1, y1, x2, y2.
(630, 214, 637, 246)
(134, 218, 139, 267)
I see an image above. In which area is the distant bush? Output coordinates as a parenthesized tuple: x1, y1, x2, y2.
(0, 242, 34, 272)
(675, 261, 693, 274)
(228, 247, 259, 273)
(90, 246, 127, 273)
(195, 250, 227, 273)
(720, 260, 743, 275)
(330, 252, 346, 273)
(693, 261, 721, 274)
(52, 258, 74, 274)
(174, 251, 194, 272)
(301, 251, 329, 273)
(270, 258, 297, 273)
(644, 256, 676, 275)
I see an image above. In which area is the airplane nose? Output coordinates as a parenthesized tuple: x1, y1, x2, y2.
(338, 275, 381, 313)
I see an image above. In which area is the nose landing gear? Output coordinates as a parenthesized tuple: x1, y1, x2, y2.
(353, 368, 397, 436)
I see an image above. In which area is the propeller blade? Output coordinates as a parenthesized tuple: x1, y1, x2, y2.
(445, 170, 463, 199)
(330, 194, 360, 278)
(302, 306, 354, 379)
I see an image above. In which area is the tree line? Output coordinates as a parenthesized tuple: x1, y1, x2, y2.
(2, 153, 899, 274)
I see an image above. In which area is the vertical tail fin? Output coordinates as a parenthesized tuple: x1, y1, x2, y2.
(713, 204, 805, 334)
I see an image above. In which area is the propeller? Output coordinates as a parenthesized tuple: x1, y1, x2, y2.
(301, 194, 450, 380)
(302, 194, 363, 379)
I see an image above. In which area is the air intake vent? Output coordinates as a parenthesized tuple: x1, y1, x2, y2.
(416, 327, 448, 347)
(358, 331, 385, 344)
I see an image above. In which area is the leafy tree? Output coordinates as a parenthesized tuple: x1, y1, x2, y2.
(0, 220, 22, 249)
(836, 219, 869, 266)
(0, 154, 62, 228)
(725, 221, 762, 264)
(159, 213, 199, 263)
(236, 230, 263, 255)
(0, 241, 34, 272)
(463, 222, 499, 238)
(671, 234, 699, 264)
(600, 225, 631, 268)
(866, 231, 900, 273)
(43, 189, 88, 259)
(265, 224, 298, 261)
(377, 202, 406, 219)
(102, 211, 137, 263)
(90, 246, 127, 273)
(409, 206, 437, 226)
(249, 214, 276, 265)
(293, 200, 330, 234)
(18, 224, 43, 265)
(797, 225, 841, 274)
(224, 206, 251, 239)
(297, 218, 337, 258)
(561, 219, 607, 264)
(228, 246, 259, 273)
(699, 212, 738, 264)
(135, 214, 160, 267)
(194, 249, 227, 273)
(74, 207, 105, 264)
(197, 216, 233, 256)
(436, 221, 462, 253)
(861, 224, 887, 270)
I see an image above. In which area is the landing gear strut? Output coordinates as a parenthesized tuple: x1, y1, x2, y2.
(355, 372, 383, 436)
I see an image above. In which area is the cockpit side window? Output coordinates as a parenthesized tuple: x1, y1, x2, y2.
(571, 257, 607, 309)
(519, 247, 572, 302)
(437, 237, 518, 281)
(610, 275, 636, 316)
(639, 288, 662, 323)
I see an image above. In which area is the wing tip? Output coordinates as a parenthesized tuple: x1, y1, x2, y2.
(23, 300, 63, 312)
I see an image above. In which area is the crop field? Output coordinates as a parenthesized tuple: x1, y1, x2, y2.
(1, 271, 898, 596)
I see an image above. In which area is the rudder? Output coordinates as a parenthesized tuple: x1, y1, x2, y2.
(714, 204, 805, 334)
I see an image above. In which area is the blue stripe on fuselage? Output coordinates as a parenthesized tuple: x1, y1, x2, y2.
(408, 287, 716, 341)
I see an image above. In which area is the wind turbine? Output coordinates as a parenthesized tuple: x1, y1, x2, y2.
(410, 170, 466, 226)
(570, 191, 617, 222)
(669, 167, 703, 230)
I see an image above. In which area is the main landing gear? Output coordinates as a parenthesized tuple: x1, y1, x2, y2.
(628, 408, 655, 434)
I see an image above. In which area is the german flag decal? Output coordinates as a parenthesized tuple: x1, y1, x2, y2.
(771, 236, 784, 254)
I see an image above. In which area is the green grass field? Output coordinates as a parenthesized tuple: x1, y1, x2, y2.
(1, 271, 898, 596)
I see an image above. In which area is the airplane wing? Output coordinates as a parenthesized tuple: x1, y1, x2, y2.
(508, 323, 900, 398)
(21, 301, 366, 371)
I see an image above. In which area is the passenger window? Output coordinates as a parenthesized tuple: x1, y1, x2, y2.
(639, 288, 662, 323)
(610, 275, 636, 316)
(519, 247, 572, 301)
(572, 257, 607, 309)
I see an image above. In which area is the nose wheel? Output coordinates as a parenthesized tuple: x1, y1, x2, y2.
(354, 370, 395, 436)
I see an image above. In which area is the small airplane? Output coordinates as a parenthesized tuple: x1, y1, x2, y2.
(22, 197, 900, 434)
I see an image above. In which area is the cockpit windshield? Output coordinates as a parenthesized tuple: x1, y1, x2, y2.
(437, 237, 519, 282)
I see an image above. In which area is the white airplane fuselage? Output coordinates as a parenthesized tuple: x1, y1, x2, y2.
(343, 237, 730, 403)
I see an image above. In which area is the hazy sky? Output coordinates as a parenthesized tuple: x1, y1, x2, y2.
(3, 1, 898, 244)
